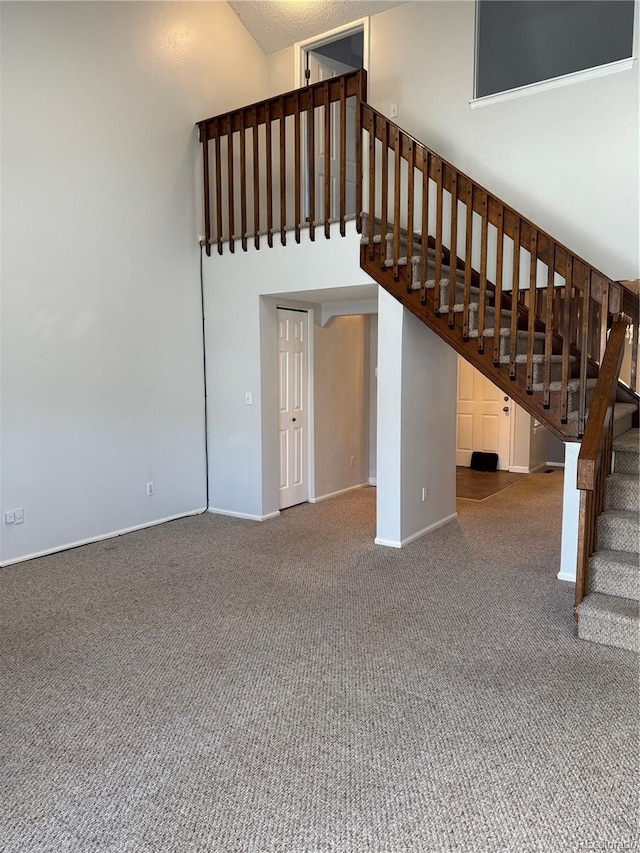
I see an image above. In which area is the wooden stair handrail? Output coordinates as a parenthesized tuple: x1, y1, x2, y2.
(574, 317, 631, 611)
(361, 104, 621, 313)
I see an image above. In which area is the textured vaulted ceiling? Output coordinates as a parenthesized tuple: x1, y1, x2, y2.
(228, 1, 406, 54)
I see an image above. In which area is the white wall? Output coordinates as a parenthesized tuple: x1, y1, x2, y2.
(369, 1, 639, 279)
(204, 221, 374, 520)
(268, 3, 639, 278)
(0, 1, 269, 564)
(313, 316, 369, 499)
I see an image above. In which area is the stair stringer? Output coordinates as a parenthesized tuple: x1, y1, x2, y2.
(360, 241, 581, 443)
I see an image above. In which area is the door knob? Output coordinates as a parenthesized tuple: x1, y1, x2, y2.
(503, 406, 510, 413)
(503, 396, 509, 402)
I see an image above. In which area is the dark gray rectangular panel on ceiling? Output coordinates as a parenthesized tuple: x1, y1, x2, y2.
(476, 0, 635, 98)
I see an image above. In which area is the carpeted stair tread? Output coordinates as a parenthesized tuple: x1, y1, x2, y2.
(606, 473, 640, 512)
(612, 404, 637, 439)
(597, 509, 639, 553)
(589, 549, 640, 601)
(532, 377, 598, 393)
(613, 429, 639, 454)
(577, 592, 640, 652)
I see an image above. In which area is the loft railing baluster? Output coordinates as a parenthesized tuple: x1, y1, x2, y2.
(448, 170, 458, 327)
(368, 112, 376, 260)
(463, 182, 473, 338)
(240, 109, 248, 252)
(434, 158, 443, 314)
(308, 95, 315, 242)
(477, 191, 488, 353)
(509, 218, 521, 378)
(492, 204, 504, 362)
(542, 241, 555, 406)
(355, 77, 363, 233)
(214, 127, 223, 255)
(420, 148, 429, 303)
(324, 81, 331, 239)
(294, 93, 301, 244)
(393, 128, 401, 280)
(525, 230, 538, 390)
(201, 124, 212, 257)
(339, 77, 346, 237)
(265, 102, 273, 248)
(252, 108, 260, 250)
(279, 96, 287, 246)
(227, 116, 235, 254)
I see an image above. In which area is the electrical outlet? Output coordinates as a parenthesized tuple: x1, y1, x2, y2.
(421, 487, 428, 502)
(4, 510, 15, 524)
(245, 392, 253, 405)
(146, 482, 155, 496)
(14, 508, 24, 524)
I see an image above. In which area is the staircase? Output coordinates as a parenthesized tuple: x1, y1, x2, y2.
(577, 422, 640, 651)
(195, 68, 639, 650)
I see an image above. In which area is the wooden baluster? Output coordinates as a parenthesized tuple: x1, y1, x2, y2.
(368, 112, 376, 260)
(492, 204, 504, 361)
(265, 103, 273, 248)
(434, 158, 443, 314)
(380, 121, 388, 268)
(599, 278, 609, 365)
(323, 81, 331, 239)
(509, 218, 521, 378)
(578, 269, 591, 435)
(542, 242, 555, 406)
(420, 148, 429, 303)
(200, 124, 212, 257)
(240, 110, 248, 252)
(448, 171, 458, 327)
(462, 182, 473, 338)
(339, 77, 346, 237)
(525, 230, 538, 391)
(308, 96, 315, 242)
(561, 256, 573, 422)
(393, 128, 401, 280)
(477, 191, 488, 353)
(631, 321, 638, 393)
(227, 117, 235, 253)
(214, 128, 223, 255)
(406, 138, 415, 292)
(355, 82, 363, 233)
(279, 97, 287, 246)
(251, 109, 260, 250)
(294, 94, 301, 244)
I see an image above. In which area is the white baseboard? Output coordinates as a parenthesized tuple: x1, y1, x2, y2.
(208, 507, 281, 522)
(309, 482, 368, 504)
(375, 512, 458, 549)
(508, 465, 531, 474)
(557, 570, 576, 584)
(0, 507, 208, 568)
(368, 477, 377, 487)
(545, 461, 565, 469)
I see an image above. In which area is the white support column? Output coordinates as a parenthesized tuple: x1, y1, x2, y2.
(558, 441, 580, 583)
(375, 289, 457, 548)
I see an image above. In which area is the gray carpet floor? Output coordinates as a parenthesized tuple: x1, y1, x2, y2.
(1, 471, 638, 852)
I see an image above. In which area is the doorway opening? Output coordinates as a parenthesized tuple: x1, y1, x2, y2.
(296, 21, 367, 222)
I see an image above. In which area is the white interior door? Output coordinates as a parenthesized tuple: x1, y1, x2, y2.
(278, 309, 308, 509)
(456, 357, 512, 470)
(307, 52, 357, 220)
